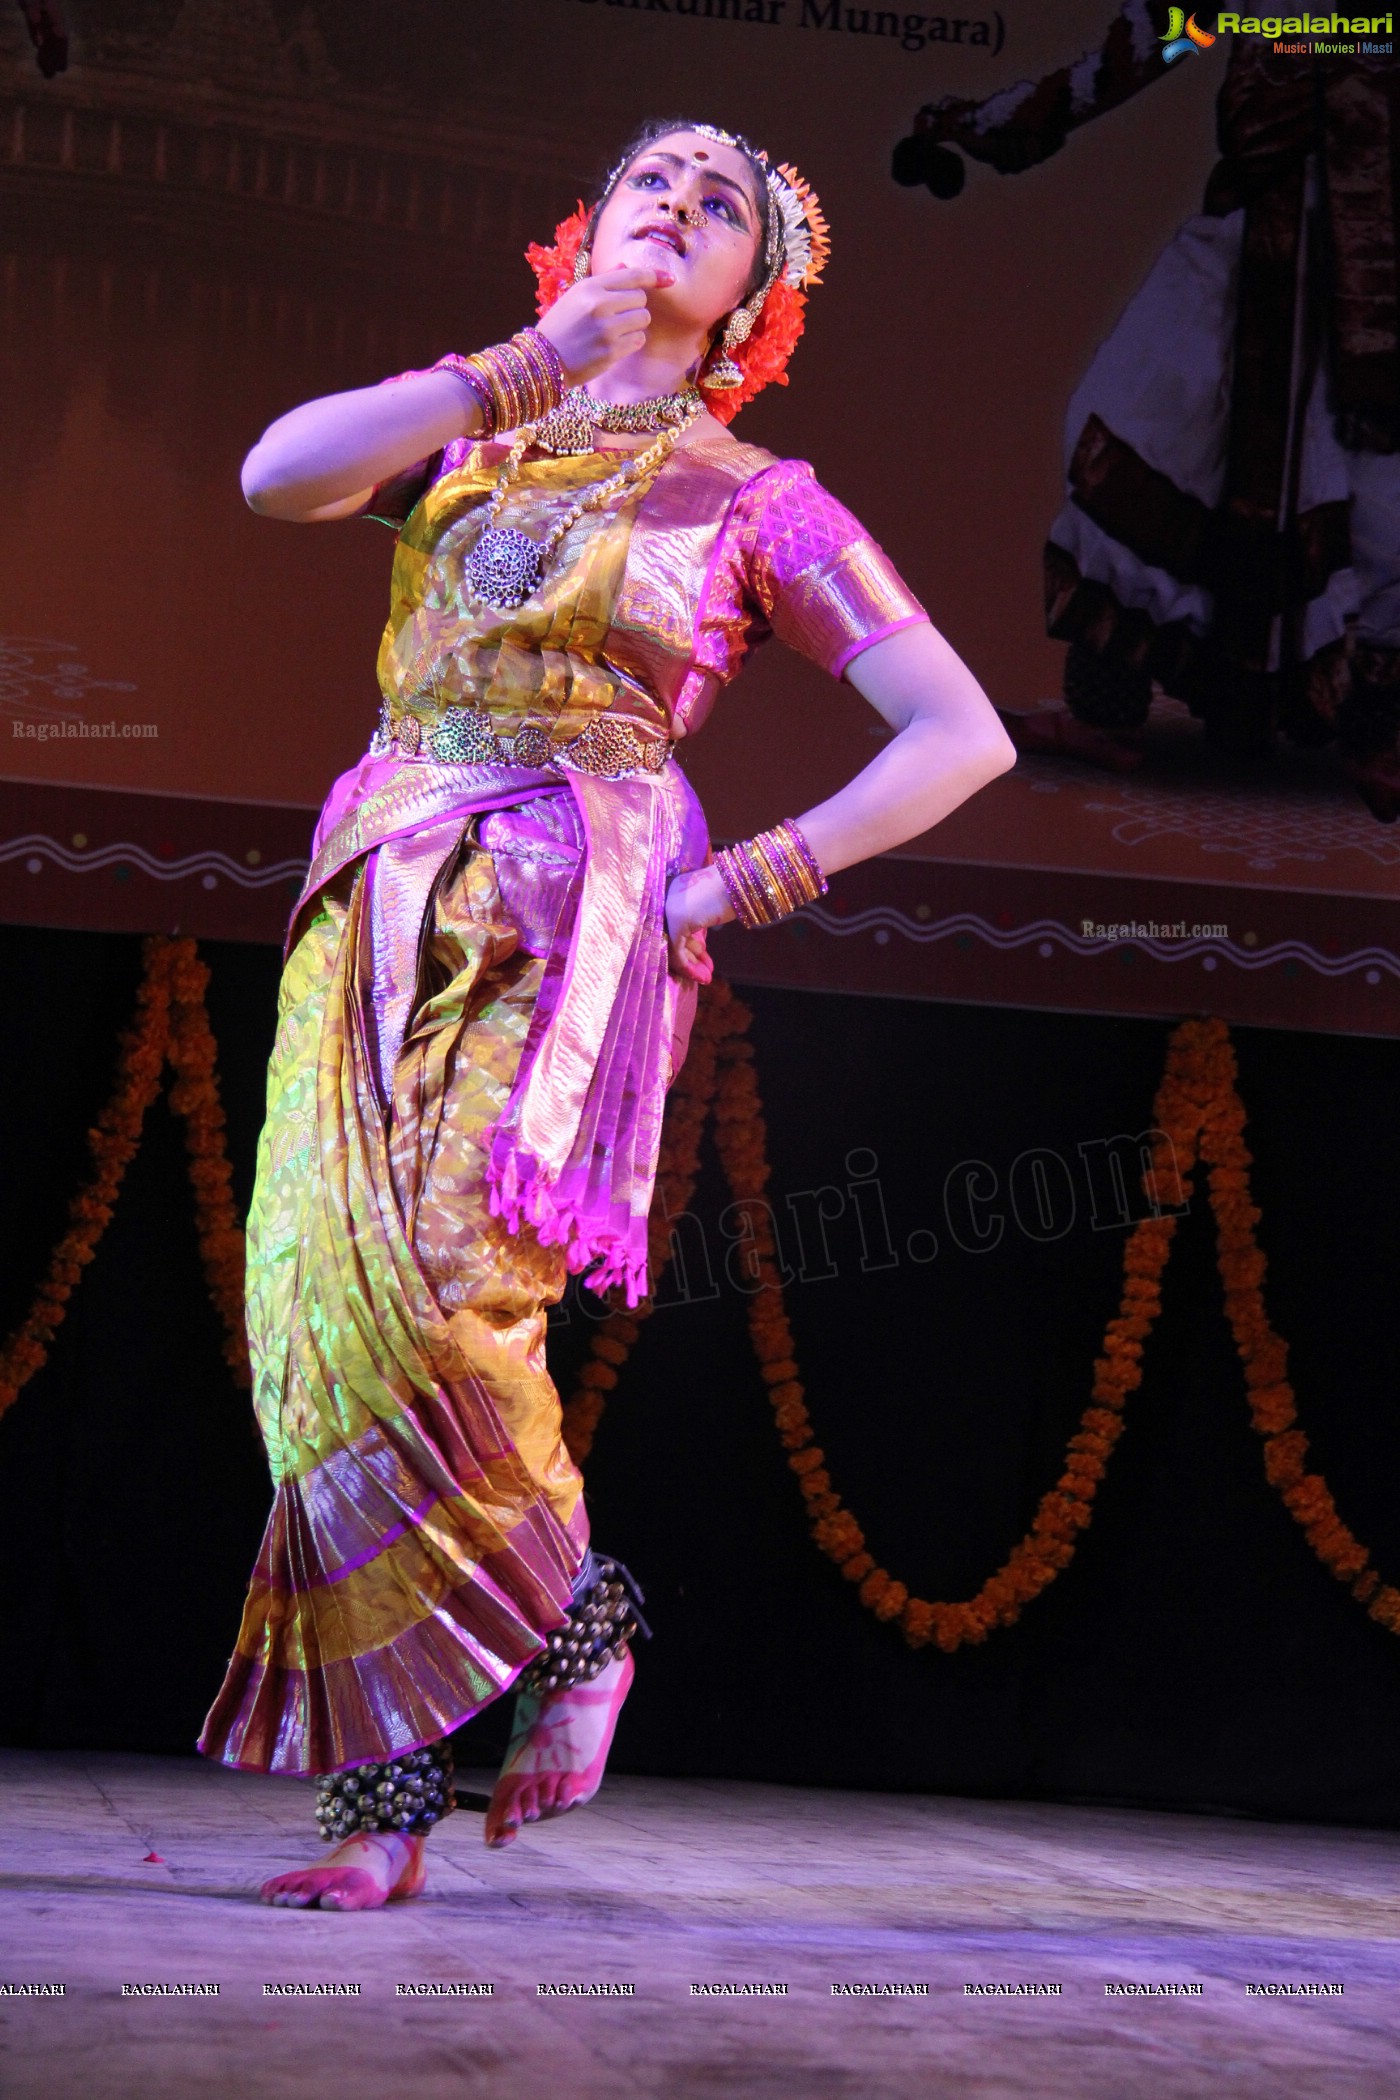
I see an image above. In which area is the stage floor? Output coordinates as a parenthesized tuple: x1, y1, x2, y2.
(2, 1752, 1399, 2098)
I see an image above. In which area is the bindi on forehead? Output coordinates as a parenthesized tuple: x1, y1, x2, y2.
(633, 146, 757, 215)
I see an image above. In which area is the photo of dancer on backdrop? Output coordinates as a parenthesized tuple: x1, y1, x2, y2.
(908, 0, 1400, 817)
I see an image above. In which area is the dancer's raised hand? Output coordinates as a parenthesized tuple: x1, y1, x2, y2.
(536, 265, 674, 384)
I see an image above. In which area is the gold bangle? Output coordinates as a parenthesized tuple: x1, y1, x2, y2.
(749, 833, 802, 915)
(459, 329, 565, 435)
(713, 821, 828, 931)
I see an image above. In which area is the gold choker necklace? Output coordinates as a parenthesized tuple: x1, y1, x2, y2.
(533, 384, 703, 458)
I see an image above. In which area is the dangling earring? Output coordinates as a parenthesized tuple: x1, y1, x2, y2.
(701, 287, 765, 392)
(572, 242, 591, 284)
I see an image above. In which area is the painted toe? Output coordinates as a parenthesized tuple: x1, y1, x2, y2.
(316, 1869, 388, 1911)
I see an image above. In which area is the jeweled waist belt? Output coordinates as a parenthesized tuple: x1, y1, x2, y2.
(368, 702, 674, 780)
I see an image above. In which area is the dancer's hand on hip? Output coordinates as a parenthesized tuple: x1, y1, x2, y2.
(664, 864, 730, 984)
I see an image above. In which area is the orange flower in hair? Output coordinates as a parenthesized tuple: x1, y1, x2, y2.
(526, 204, 589, 315)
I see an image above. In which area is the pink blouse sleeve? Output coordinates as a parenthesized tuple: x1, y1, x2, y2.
(738, 460, 929, 678)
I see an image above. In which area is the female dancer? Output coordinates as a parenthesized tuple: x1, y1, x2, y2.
(199, 119, 1015, 1911)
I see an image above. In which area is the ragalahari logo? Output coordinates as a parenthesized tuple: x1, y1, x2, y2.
(1161, 6, 1218, 57)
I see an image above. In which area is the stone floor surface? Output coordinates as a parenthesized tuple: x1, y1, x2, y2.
(2, 1750, 1399, 2099)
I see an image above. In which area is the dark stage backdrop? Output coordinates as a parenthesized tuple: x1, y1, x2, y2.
(2, 929, 1399, 1828)
(0, 0, 1219, 837)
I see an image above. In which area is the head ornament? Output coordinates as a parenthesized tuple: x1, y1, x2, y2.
(667, 123, 830, 294)
(525, 122, 829, 424)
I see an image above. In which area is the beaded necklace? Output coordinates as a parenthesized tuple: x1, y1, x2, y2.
(465, 393, 703, 612)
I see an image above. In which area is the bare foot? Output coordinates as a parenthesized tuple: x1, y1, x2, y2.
(998, 706, 1146, 773)
(259, 1830, 427, 1910)
(484, 1647, 634, 1849)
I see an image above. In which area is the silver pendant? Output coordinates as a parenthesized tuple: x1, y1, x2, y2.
(467, 525, 545, 608)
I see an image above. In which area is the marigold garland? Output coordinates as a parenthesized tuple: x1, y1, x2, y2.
(0, 937, 172, 1420)
(1194, 1019, 1400, 1634)
(563, 985, 1400, 1650)
(0, 936, 250, 1420)
(165, 944, 252, 1390)
(8, 944, 1396, 1647)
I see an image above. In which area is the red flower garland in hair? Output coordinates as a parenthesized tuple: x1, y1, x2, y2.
(525, 206, 809, 427)
(525, 202, 589, 315)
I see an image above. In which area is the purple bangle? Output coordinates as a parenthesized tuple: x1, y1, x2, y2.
(521, 325, 565, 397)
(431, 352, 496, 436)
(713, 849, 749, 926)
(777, 817, 828, 896)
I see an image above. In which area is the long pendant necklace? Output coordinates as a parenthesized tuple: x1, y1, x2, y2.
(466, 392, 703, 612)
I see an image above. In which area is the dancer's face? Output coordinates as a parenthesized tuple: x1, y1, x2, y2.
(589, 130, 767, 340)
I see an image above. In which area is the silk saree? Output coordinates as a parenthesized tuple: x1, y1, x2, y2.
(200, 421, 925, 1775)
